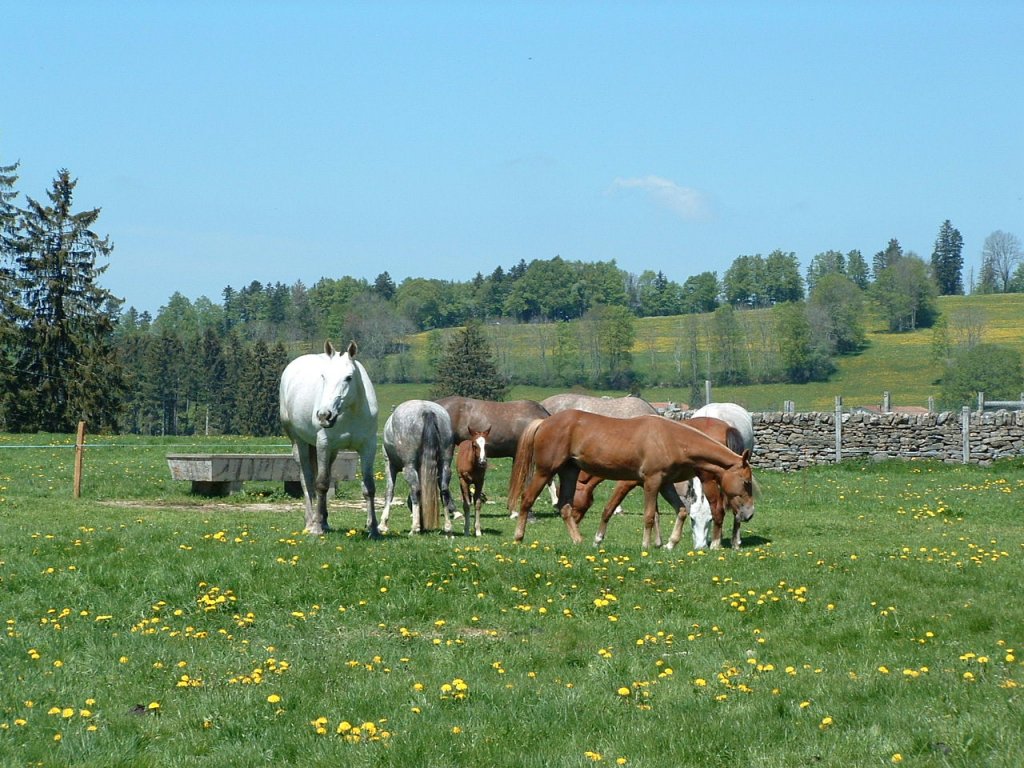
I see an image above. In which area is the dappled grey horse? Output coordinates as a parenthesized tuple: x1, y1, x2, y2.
(380, 399, 459, 535)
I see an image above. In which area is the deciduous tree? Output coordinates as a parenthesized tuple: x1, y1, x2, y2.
(977, 230, 1022, 293)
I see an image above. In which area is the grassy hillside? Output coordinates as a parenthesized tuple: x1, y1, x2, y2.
(381, 294, 1024, 413)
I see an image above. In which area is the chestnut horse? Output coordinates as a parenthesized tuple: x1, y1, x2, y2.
(508, 410, 754, 549)
(456, 428, 489, 537)
(572, 416, 749, 550)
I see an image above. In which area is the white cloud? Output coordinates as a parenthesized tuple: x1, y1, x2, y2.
(610, 175, 710, 220)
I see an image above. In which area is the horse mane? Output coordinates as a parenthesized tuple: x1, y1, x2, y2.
(724, 425, 745, 455)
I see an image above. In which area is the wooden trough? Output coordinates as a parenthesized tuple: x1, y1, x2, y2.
(166, 452, 359, 497)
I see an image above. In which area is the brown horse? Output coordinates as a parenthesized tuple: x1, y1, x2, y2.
(508, 410, 754, 549)
(456, 428, 489, 537)
(435, 396, 549, 459)
(572, 416, 750, 549)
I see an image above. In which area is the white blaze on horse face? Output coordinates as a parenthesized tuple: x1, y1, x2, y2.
(474, 434, 487, 466)
(315, 353, 357, 429)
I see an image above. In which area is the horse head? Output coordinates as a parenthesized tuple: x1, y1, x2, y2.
(470, 427, 491, 467)
(720, 449, 756, 523)
(315, 340, 360, 429)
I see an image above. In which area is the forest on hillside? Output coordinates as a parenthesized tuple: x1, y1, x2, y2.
(3, 161, 1023, 435)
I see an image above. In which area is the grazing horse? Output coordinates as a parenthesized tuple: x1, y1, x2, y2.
(692, 402, 754, 452)
(456, 428, 490, 537)
(540, 393, 658, 418)
(540, 393, 658, 508)
(435, 396, 549, 519)
(508, 410, 755, 549)
(279, 341, 379, 536)
(575, 416, 748, 550)
(435, 396, 549, 457)
(691, 403, 756, 549)
(380, 400, 458, 535)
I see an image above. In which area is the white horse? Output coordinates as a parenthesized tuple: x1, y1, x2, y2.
(380, 400, 459, 535)
(279, 341, 379, 536)
(690, 402, 755, 549)
(692, 402, 754, 453)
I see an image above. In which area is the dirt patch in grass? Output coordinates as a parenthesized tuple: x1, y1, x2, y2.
(100, 499, 369, 513)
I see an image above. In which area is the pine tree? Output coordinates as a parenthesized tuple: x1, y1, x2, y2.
(931, 219, 964, 295)
(7, 170, 123, 432)
(431, 321, 509, 400)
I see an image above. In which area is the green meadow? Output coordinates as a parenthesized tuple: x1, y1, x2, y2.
(2, 432, 1023, 767)
(398, 293, 1024, 412)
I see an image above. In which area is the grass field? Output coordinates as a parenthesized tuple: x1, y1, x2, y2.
(2, 433, 1023, 766)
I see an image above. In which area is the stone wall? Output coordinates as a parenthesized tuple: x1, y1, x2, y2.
(668, 409, 1024, 471)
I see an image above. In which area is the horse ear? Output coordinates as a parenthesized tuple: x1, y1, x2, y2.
(347, 340, 358, 358)
(324, 340, 335, 356)
(482, 427, 491, 437)
(741, 449, 752, 465)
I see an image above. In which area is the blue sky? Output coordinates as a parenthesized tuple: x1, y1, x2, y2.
(5, 1, 1022, 314)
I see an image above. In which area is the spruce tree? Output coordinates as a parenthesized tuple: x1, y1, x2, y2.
(7, 169, 123, 432)
(431, 320, 509, 400)
(1, 156, 21, 421)
(931, 219, 964, 295)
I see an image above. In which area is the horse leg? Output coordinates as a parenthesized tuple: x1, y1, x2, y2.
(731, 515, 743, 551)
(556, 466, 584, 544)
(459, 474, 472, 517)
(513, 470, 551, 543)
(571, 473, 601, 525)
(709, 502, 725, 550)
(473, 476, 484, 537)
(593, 480, 637, 547)
(311, 435, 333, 534)
(640, 482, 662, 550)
(292, 442, 317, 533)
(402, 466, 422, 534)
(379, 457, 399, 534)
(359, 445, 379, 537)
(661, 483, 689, 550)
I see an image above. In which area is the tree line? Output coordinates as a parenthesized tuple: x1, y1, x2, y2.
(3, 156, 1021, 434)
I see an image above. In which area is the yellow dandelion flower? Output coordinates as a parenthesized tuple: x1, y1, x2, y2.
(266, 694, 281, 704)
(617, 686, 631, 697)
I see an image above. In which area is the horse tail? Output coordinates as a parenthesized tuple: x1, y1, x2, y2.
(419, 411, 443, 530)
(507, 418, 544, 513)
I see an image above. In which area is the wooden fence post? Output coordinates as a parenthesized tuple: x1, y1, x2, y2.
(73, 420, 86, 498)
(704, 379, 712, 405)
